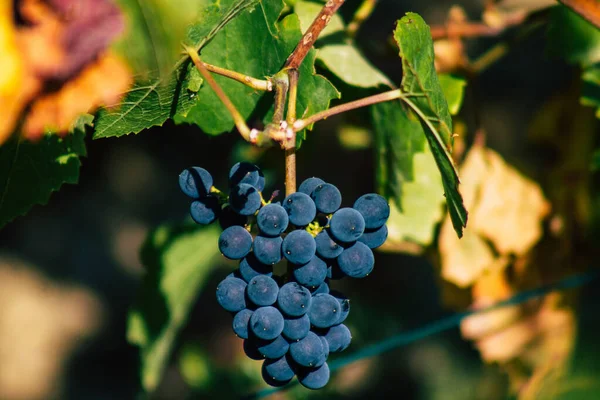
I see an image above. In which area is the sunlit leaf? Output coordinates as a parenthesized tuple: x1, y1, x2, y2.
(439, 74, 467, 116)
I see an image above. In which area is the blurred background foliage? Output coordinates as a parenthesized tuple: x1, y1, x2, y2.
(1, 0, 600, 399)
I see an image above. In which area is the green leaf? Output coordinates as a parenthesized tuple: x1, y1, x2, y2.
(439, 74, 467, 116)
(294, 0, 345, 39)
(94, 0, 259, 138)
(317, 44, 392, 88)
(581, 65, 600, 117)
(394, 12, 467, 237)
(127, 223, 221, 392)
(547, 5, 600, 66)
(591, 148, 600, 171)
(0, 129, 87, 229)
(176, 1, 339, 137)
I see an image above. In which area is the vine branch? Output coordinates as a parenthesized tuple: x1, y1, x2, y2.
(284, 0, 346, 69)
(285, 69, 299, 196)
(203, 62, 272, 91)
(185, 46, 253, 142)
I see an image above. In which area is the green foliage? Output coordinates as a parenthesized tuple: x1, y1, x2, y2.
(547, 6, 600, 67)
(294, 0, 345, 40)
(127, 223, 221, 391)
(439, 74, 467, 116)
(317, 45, 392, 88)
(0, 119, 88, 229)
(94, 0, 259, 138)
(392, 13, 467, 237)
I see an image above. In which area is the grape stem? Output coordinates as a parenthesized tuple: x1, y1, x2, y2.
(347, 0, 377, 38)
(185, 46, 253, 142)
(202, 62, 272, 91)
(285, 69, 299, 196)
(284, 0, 346, 69)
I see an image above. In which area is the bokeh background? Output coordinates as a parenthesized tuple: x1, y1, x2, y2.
(1, 0, 600, 399)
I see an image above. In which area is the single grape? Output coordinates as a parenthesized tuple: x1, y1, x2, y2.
(330, 290, 350, 324)
(283, 192, 317, 226)
(229, 183, 262, 216)
(179, 167, 213, 198)
(329, 208, 365, 243)
(358, 225, 388, 249)
(293, 256, 327, 288)
(250, 306, 284, 340)
(232, 308, 253, 339)
(257, 203, 289, 237)
(219, 206, 248, 230)
(229, 161, 264, 189)
(289, 331, 325, 367)
(298, 177, 325, 196)
(252, 235, 283, 265)
(353, 193, 390, 229)
(310, 281, 330, 295)
(315, 230, 344, 259)
(337, 241, 374, 278)
(308, 293, 341, 329)
(218, 226, 253, 260)
(243, 338, 264, 360)
(282, 230, 316, 265)
(216, 277, 247, 312)
(256, 335, 290, 359)
(247, 275, 279, 307)
(277, 282, 312, 317)
(190, 196, 220, 225)
(282, 314, 311, 341)
(324, 323, 352, 352)
(298, 363, 330, 390)
(239, 253, 273, 283)
(262, 355, 295, 387)
(311, 183, 342, 214)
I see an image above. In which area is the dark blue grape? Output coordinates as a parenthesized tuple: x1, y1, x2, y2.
(310, 281, 330, 295)
(358, 225, 388, 249)
(283, 192, 317, 226)
(256, 335, 290, 359)
(239, 253, 273, 283)
(324, 323, 351, 352)
(308, 294, 341, 329)
(289, 331, 326, 367)
(229, 183, 262, 216)
(293, 256, 327, 288)
(179, 167, 213, 199)
(298, 177, 325, 195)
(232, 308, 253, 339)
(329, 208, 365, 243)
(353, 193, 390, 229)
(218, 226, 252, 260)
(216, 277, 247, 312)
(277, 282, 312, 317)
(219, 206, 248, 230)
(262, 356, 295, 386)
(298, 363, 330, 389)
(247, 275, 279, 306)
(330, 290, 350, 324)
(315, 230, 344, 259)
(229, 162, 263, 189)
(257, 203, 289, 237)
(250, 306, 284, 340)
(252, 235, 283, 265)
(337, 242, 374, 278)
(190, 196, 220, 225)
(282, 230, 316, 265)
(311, 183, 342, 214)
(282, 314, 311, 341)
(243, 339, 264, 360)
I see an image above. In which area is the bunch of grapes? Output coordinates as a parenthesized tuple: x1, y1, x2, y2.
(179, 162, 390, 389)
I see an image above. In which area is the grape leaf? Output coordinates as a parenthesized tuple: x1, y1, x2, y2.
(547, 5, 600, 66)
(127, 223, 221, 392)
(93, 0, 259, 138)
(394, 12, 467, 238)
(294, 0, 345, 39)
(0, 124, 88, 229)
(439, 74, 467, 116)
(176, 0, 339, 137)
(317, 45, 392, 88)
